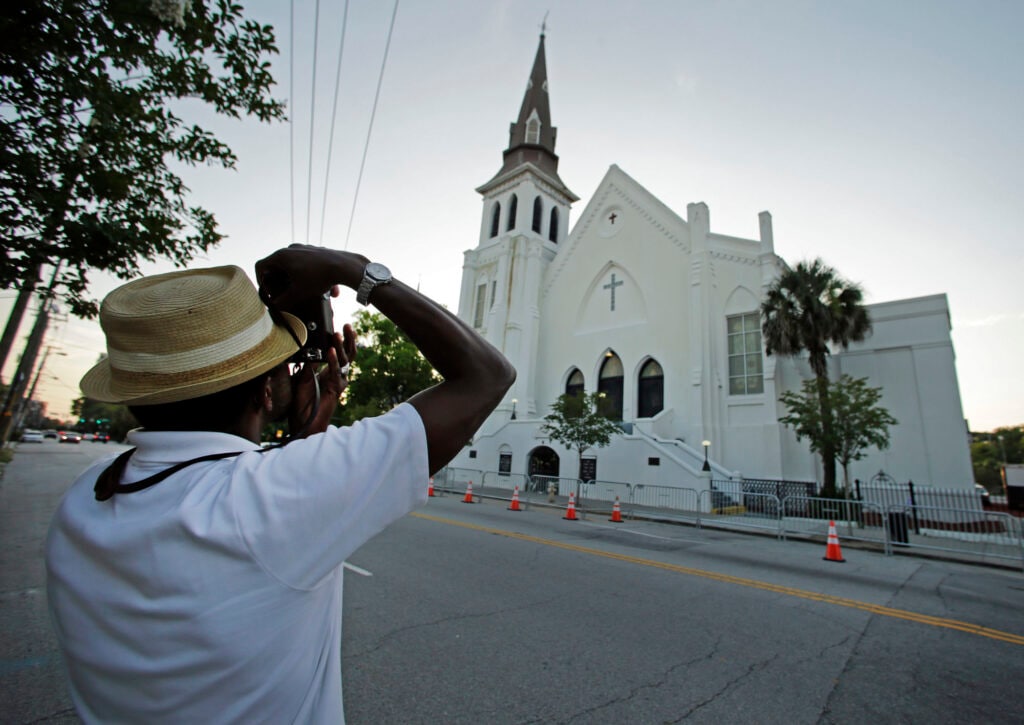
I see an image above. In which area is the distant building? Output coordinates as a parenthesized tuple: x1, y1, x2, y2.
(449, 33, 973, 491)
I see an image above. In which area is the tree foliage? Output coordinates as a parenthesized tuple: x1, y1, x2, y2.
(71, 394, 138, 442)
(333, 310, 440, 426)
(779, 375, 897, 495)
(970, 425, 1023, 490)
(541, 392, 622, 482)
(1, 0, 286, 317)
(761, 259, 871, 496)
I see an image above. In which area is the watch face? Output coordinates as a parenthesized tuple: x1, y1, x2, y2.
(366, 262, 391, 281)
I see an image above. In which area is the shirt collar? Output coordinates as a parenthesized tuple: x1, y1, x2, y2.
(126, 429, 262, 465)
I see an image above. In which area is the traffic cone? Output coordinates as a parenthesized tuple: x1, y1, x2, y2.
(563, 492, 578, 521)
(427, 477, 435, 497)
(462, 481, 475, 504)
(609, 496, 623, 523)
(823, 520, 845, 563)
(508, 486, 522, 511)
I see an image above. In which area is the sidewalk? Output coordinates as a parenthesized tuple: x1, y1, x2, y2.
(0, 441, 114, 724)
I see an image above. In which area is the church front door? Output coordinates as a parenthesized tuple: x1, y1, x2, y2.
(527, 446, 560, 493)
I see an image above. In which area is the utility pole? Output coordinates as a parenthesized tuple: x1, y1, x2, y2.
(0, 273, 57, 446)
(0, 267, 41, 382)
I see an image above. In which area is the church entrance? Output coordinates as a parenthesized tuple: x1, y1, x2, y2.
(527, 446, 560, 493)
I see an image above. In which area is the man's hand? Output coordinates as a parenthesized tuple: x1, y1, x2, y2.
(256, 245, 366, 313)
(289, 324, 357, 436)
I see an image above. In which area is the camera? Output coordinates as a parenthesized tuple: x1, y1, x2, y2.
(257, 273, 335, 364)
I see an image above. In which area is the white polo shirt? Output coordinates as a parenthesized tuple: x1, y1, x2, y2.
(46, 403, 429, 724)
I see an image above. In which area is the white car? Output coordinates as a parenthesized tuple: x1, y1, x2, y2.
(21, 429, 44, 443)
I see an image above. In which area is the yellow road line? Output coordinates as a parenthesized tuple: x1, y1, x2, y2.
(411, 512, 1024, 647)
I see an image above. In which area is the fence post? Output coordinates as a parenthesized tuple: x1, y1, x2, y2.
(908, 480, 921, 535)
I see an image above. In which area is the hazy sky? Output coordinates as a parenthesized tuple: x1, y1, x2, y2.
(3, 0, 1021, 431)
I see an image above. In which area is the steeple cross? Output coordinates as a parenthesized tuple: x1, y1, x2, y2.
(603, 273, 623, 311)
(608, 212, 617, 224)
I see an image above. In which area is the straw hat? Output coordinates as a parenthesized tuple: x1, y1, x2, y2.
(80, 265, 307, 405)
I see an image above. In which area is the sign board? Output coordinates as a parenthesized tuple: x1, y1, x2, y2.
(579, 457, 597, 483)
(499, 453, 512, 476)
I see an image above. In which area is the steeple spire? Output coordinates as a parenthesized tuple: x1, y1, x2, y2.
(477, 31, 575, 201)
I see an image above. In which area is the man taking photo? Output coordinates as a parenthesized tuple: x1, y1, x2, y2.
(46, 245, 515, 723)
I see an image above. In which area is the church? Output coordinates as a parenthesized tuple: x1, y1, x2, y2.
(448, 33, 973, 493)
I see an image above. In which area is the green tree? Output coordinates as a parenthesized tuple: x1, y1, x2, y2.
(1, 0, 286, 318)
(333, 310, 440, 426)
(762, 259, 871, 497)
(71, 395, 138, 442)
(970, 425, 1023, 491)
(540, 392, 622, 494)
(779, 375, 897, 495)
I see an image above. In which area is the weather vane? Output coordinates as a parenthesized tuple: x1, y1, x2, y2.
(540, 11, 549, 36)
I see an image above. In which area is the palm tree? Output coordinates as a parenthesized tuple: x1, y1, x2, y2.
(761, 259, 871, 496)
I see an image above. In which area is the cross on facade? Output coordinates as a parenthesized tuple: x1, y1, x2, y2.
(608, 212, 617, 224)
(603, 273, 623, 311)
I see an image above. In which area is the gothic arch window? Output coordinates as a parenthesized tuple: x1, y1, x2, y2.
(526, 111, 541, 144)
(565, 368, 584, 398)
(532, 196, 543, 233)
(637, 358, 664, 418)
(548, 207, 559, 243)
(507, 194, 518, 231)
(490, 202, 501, 238)
(597, 352, 624, 421)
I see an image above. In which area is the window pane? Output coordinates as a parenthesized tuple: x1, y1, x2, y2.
(743, 313, 760, 332)
(745, 331, 760, 352)
(746, 355, 763, 376)
(727, 316, 744, 335)
(729, 378, 746, 395)
(747, 376, 764, 394)
(640, 359, 663, 378)
(729, 356, 745, 377)
(600, 355, 623, 378)
(728, 334, 744, 355)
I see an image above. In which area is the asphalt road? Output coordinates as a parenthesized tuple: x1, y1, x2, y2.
(3, 441, 1023, 724)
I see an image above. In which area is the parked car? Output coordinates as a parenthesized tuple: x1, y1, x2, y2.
(976, 483, 991, 506)
(21, 429, 44, 443)
(43, 430, 58, 439)
(59, 431, 82, 444)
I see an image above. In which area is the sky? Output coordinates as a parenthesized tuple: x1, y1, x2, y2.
(3, 0, 1022, 431)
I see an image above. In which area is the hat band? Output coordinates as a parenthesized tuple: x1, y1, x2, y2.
(106, 313, 274, 374)
(108, 326, 286, 398)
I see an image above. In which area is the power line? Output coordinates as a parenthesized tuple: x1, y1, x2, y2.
(317, 0, 350, 245)
(304, 0, 322, 244)
(289, 0, 296, 242)
(343, 0, 400, 250)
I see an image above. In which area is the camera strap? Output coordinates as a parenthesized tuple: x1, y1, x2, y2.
(93, 447, 268, 502)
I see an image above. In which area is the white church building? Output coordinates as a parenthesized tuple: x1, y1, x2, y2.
(448, 34, 973, 493)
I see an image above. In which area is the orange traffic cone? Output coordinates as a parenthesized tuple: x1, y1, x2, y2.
(563, 492, 578, 521)
(427, 477, 435, 497)
(609, 497, 623, 523)
(823, 520, 845, 563)
(508, 486, 522, 511)
(462, 481, 475, 504)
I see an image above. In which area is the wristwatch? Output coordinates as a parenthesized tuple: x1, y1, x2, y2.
(356, 262, 392, 306)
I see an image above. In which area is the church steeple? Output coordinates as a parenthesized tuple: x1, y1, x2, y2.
(477, 32, 576, 201)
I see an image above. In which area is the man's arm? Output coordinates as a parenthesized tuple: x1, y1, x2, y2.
(256, 246, 515, 474)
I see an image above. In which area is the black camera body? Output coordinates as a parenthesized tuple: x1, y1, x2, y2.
(258, 273, 335, 363)
(286, 292, 334, 363)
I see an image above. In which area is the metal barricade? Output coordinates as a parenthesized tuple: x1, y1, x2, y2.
(437, 466, 482, 494)
(581, 479, 632, 507)
(699, 490, 782, 538)
(882, 504, 1024, 568)
(780, 496, 886, 545)
(481, 470, 527, 494)
(629, 485, 700, 523)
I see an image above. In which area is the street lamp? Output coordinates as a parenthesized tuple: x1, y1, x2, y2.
(701, 440, 711, 472)
(510, 398, 517, 420)
(997, 435, 1007, 464)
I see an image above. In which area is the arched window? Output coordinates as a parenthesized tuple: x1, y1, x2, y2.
(507, 194, 518, 231)
(548, 207, 559, 243)
(565, 368, 584, 398)
(532, 196, 543, 233)
(526, 118, 540, 144)
(637, 359, 664, 418)
(597, 353, 624, 421)
(490, 202, 501, 238)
